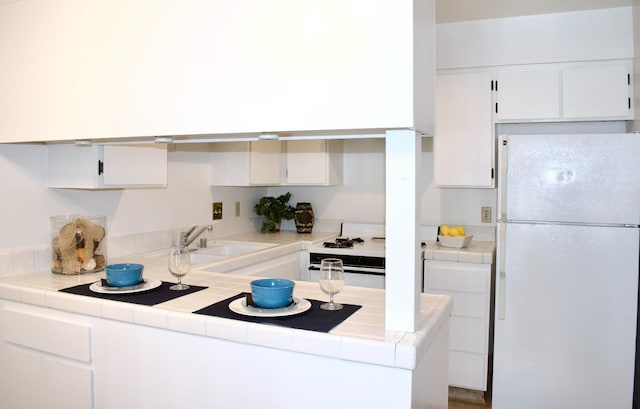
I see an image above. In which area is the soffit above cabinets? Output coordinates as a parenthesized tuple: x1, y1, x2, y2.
(436, 0, 638, 23)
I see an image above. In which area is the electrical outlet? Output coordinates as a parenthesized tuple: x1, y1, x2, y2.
(212, 202, 223, 220)
(481, 206, 492, 223)
(235, 201, 240, 217)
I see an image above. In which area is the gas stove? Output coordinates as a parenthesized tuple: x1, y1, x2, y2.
(307, 223, 387, 288)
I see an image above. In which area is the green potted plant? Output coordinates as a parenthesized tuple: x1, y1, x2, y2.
(255, 192, 295, 233)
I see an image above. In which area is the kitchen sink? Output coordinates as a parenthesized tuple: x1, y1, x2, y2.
(145, 241, 277, 264)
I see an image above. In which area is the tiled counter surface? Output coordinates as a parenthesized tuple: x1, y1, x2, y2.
(423, 240, 496, 264)
(0, 230, 452, 371)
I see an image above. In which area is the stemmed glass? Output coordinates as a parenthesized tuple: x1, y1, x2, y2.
(319, 258, 344, 310)
(168, 245, 191, 290)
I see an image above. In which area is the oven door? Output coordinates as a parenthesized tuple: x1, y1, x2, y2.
(308, 252, 385, 289)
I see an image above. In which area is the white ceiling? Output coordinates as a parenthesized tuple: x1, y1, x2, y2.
(436, 0, 639, 23)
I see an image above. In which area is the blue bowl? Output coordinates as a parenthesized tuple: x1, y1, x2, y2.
(250, 278, 295, 309)
(105, 263, 144, 287)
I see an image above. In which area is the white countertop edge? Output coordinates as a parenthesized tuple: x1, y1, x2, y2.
(0, 281, 452, 370)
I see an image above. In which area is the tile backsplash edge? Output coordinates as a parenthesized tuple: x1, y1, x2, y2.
(0, 218, 263, 278)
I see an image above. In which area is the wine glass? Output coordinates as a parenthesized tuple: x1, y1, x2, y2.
(319, 258, 344, 310)
(168, 245, 191, 290)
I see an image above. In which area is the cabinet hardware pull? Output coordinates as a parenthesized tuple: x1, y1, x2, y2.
(98, 160, 104, 175)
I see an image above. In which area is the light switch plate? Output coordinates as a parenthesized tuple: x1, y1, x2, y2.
(235, 201, 240, 217)
(481, 206, 491, 223)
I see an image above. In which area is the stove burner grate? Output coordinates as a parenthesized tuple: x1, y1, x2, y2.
(322, 237, 364, 248)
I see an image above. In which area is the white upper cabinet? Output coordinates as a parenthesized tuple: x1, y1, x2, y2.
(0, 0, 434, 143)
(210, 141, 281, 187)
(210, 140, 343, 186)
(495, 62, 633, 123)
(285, 140, 343, 186)
(495, 69, 561, 121)
(47, 144, 168, 189)
(434, 71, 494, 188)
(562, 63, 632, 120)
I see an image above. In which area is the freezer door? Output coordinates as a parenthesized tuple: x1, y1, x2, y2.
(493, 222, 638, 409)
(500, 133, 640, 225)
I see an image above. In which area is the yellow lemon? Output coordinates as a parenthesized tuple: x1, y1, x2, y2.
(456, 226, 465, 236)
(440, 225, 450, 236)
(449, 228, 460, 237)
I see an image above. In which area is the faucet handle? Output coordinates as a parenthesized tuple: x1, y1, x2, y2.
(179, 231, 189, 246)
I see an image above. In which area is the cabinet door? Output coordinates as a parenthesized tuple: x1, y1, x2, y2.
(102, 144, 167, 186)
(562, 63, 632, 119)
(434, 71, 494, 188)
(285, 140, 343, 185)
(249, 140, 282, 185)
(0, 305, 93, 409)
(496, 69, 560, 121)
(210, 142, 252, 186)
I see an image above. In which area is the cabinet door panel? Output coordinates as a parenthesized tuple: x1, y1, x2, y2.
(102, 144, 167, 186)
(496, 69, 560, 120)
(424, 260, 490, 293)
(425, 289, 488, 319)
(0, 346, 93, 409)
(562, 63, 632, 119)
(449, 351, 487, 390)
(249, 140, 282, 185)
(449, 316, 487, 353)
(434, 71, 494, 187)
(286, 140, 328, 185)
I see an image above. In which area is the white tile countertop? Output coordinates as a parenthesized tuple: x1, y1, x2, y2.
(0, 230, 452, 371)
(423, 239, 496, 264)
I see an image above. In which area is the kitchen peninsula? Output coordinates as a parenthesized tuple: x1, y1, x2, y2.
(0, 233, 451, 409)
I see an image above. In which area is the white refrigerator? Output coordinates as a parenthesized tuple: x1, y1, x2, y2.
(493, 133, 640, 409)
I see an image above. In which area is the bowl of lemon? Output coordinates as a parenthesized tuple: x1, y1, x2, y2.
(438, 225, 473, 248)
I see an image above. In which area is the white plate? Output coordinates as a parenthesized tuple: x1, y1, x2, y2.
(229, 297, 311, 317)
(89, 279, 162, 294)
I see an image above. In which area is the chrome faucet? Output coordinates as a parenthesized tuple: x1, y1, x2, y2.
(180, 225, 213, 248)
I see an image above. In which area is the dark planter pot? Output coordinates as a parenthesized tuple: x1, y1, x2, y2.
(294, 202, 314, 233)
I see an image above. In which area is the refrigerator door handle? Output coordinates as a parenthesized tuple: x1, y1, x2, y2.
(498, 221, 506, 320)
(498, 136, 508, 222)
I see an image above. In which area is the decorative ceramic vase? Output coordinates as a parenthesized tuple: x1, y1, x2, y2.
(294, 202, 314, 233)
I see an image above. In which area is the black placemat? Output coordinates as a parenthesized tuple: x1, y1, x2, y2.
(59, 281, 208, 306)
(193, 292, 361, 333)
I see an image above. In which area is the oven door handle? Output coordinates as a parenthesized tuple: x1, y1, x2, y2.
(308, 266, 385, 276)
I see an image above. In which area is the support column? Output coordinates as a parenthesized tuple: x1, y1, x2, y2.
(384, 129, 422, 332)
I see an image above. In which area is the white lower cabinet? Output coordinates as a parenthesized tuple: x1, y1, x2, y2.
(224, 251, 307, 281)
(0, 302, 93, 409)
(423, 259, 493, 391)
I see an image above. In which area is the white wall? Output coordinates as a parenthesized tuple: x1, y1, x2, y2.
(270, 138, 496, 230)
(0, 144, 266, 251)
(0, 139, 496, 252)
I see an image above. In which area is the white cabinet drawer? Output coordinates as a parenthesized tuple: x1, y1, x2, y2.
(1, 345, 93, 409)
(449, 350, 488, 390)
(427, 289, 488, 319)
(0, 308, 91, 362)
(449, 316, 487, 354)
(424, 260, 490, 293)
